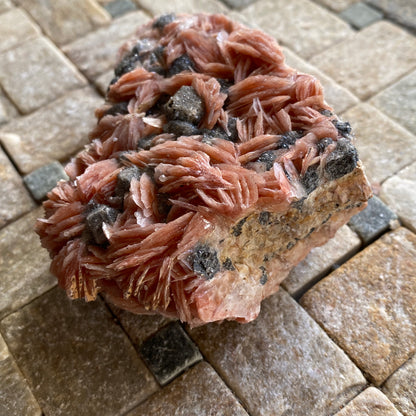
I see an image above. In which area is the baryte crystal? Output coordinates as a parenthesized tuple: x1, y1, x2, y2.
(36, 14, 371, 326)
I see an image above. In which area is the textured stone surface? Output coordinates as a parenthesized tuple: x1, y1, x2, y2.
(242, 0, 353, 59)
(103, 0, 137, 17)
(383, 354, 416, 416)
(370, 70, 416, 136)
(63, 11, 149, 80)
(282, 225, 361, 298)
(190, 290, 366, 416)
(301, 227, 416, 385)
(380, 162, 416, 233)
(0, 37, 86, 114)
(0, 334, 41, 416)
(0, 88, 102, 174)
(340, 2, 383, 29)
(0, 209, 56, 319)
(0, 148, 35, 228)
(315, 0, 360, 12)
(140, 322, 202, 386)
(348, 196, 398, 243)
(0, 0, 12, 13)
(0, 8, 40, 53)
(342, 103, 416, 184)
(0, 287, 158, 416)
(221, 0, 257, 9)
(282, 47, 359, 114)
(310, 22, 416, 100)
(15, 0, 110, 45)
(135, 0, 229, 15)
(0, 88, 18, 124)
(367, 0, 416, 31)
(95, 69, 114, 96)
(334, 387, 403, 416)
(128, 362, 249, 415)
(23, 161, 69, 201)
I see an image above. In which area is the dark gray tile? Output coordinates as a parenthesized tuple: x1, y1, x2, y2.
(340, 2, 383, 29)
(103, 0, 137, 18)
(367, 0, 416, 31)
(220, 0, 258, 9)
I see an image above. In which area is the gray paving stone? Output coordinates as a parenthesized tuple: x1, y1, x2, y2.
(383, 354, 416, 416)
(282, 47, 359, 114)
(340, 2, 383, 29)
(282, 225, 361, 298)
(190, 290, 366, 416)
(301, 227, 416, 385)
(221, 0, 257, 9)
(348, 196, 398, 244)
(380, 162, 416, 233)
(367, 0, 416, 31)
(0, 87, 102, 174)
(242, 0, 353, 59)
(0, 8, 40, 53)
(0, 287, 159, 416)
(103, 0, 137, 17)
(63, 11, 150, 80)
(370, 70, 416, 136)
(0, 148, 35, 228)
(342, 103, 416, 185)
(127, 362, 249, 416)
(0, 334, 41, 416)
(0, 37, 86, 114)
(23, 161, 69, 201)
(315, 0, 360, 12)
(0, 0, 12, 13)
(334, 387, 403, 416)
(310, 21, 416, 100)
(0, 208, 56, 320)
(15, 0, 111, 45)
(134, 0, 229, 16)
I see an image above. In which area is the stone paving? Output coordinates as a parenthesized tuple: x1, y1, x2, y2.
(0, 0, 415, 415)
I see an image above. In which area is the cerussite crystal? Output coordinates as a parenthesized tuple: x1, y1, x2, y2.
(36, 13, 372, 326)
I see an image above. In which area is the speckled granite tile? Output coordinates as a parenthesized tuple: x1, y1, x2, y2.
(103, 0, 137, 18)
(134, 0, 229, 16)
(315, 0, 360, 12)
(301, 227, 416, 385)
(367, 0, 416, 31)
(0, 0, 12, 13)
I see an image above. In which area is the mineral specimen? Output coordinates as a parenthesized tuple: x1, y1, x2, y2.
(36, 13, 372, 326)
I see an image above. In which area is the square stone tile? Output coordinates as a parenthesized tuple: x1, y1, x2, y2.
(315, 0, 360, 12)
(221, 0, 257, 9)
(301, 227, 416, 385)
(127, 361, 249, 415)
(348, 196, 398, 244)
(63, 11, 150, 80)
(0, 287, 159, 416)
(342, 103, 416, 185)
(0, 8, 40, 53)
(190, 290, 366, 416)
(282, 225, 361, 298)
(0, 37, 86, 114)
(15, 0, 111, 45)
(0, 87, 19, 125)
(0, 87, 102, 174)
(0, 148, 35, 228)
(340, 2, 383, 29)
(134, 0, 229, 16)
(310, 21, 416, 100)
(95, 69, 114, 96)
(103, 0, 137, 18)
(380, 161, 416, 233)
(367, 0, 416, 31)
(334, 387, 403, 416)
(370, 70, 416, 136)
(383, 354, 416, 416)
(0, 208, 56, 319)
(0, 334, 41, 416)
(0, 0, 12, 13)
(282, 47, 359, 114)
(140, 322, 202, 386)
(242, 0, 353, 59)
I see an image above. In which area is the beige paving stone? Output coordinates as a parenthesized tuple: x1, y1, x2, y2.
(342, 103, 416, 185)
(242, 0, 353, 59)
(0, 0, 12, 13)
(15, 0, 111, 45)
(301, 227, 416, 386)
(0, 287, 159, 416)
(370, 70, 416, 136)
(334, 387, 403, 416)
(0, 88, 19, 124)
(310, 21, 416, 100)
(0, 334, 41, 416)
(128, 361, 248, 415)
(0, 208, 56, 319)
(380, 162, 416, 233)
(0, 8, 40, 53)
(63, 11, 150, 80)
(383, 354, 416, 416)
(190, 290, 366, 416)
(315, 0, 360, 12)
(0, 87, 102, 174)
(282, 225, 360, 298)
(0, 37, 86, 114)
(95, 69, 114, 96)
(134, 0, 229, 16)
(0, 148, 35, 228)
(282, 47, 359, 114)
